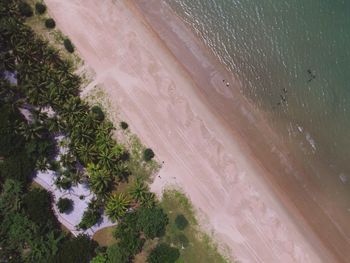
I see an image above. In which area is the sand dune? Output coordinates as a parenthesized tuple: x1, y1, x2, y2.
(44, 0, 336, 261)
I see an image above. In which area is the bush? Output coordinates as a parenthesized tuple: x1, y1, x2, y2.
(113, 221, 144, 256)
(54, 234, 98, 263)
(19, 2, 33, 17)
(35, 3, 46, 14)
(147, 243, 180, 263)
(120, 121, 128, 130)
(57, 198, 73, 213)
(137, 206, 168, 239)
(45, 18, 56, 29)
(91, 106, 105, 121)
(175, 214, 188, 230)
(143, 148, 155, 161)
(64, 38, 74, 53)
(78, 208, 101, 230)
(107, 244, 130, 263)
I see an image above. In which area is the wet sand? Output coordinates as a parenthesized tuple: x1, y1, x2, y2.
(44, 0, 347, 261)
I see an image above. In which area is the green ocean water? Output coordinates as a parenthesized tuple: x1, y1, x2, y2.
(165, 0, 350, 190)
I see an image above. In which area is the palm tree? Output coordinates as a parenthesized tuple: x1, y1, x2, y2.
(97, 148, 116, 171)
(76, 143, 97, 165)
(35, 157, 49, 172)
(88, 164, 112, 195)
(105, 193, 131, 222)
(130, 179, 148, 203)
(17, 122, 44, 141)
(130, 179, 156, 208)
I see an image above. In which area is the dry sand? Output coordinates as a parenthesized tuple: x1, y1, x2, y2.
(44, 0, 338, 262)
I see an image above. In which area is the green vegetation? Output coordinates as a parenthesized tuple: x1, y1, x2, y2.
(144, 148, 155, 161)
(78, 199, 102, 230)
(105, 192, 131, 221)
(120, 121, 128, 130)
(19, 2, 33, 17)
(175, 214, 189, 230)
(148, 243, 180, 263)
(35, 2, 46, 14)
(45, 18, 56, 29)
(0, 1, 227, 262)
(91, 105, 105, 121)
(64, 38, 75, 53)
(160, 190, 229, 263)
(136, 206, 168, 239)
(54, 234, 98, 263)
(57, 197, 73, 213)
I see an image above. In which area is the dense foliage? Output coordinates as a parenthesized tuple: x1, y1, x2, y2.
(147, 243, 180, 263)
(136, 206, 168, 239)
(64, 38, 74, 53)
(18, 2, 33, 17)
(23, 188, 58, 229)
(175, 214, 188, 230)
(54, 234, 98, 263)
(45, 18, 56, 29)
(57, 197, 73, 213)
(120, 121, 128, 130)
(35, 2, 46, 14)
(0, 1, 192, 262)
(143, 148, 155, 161)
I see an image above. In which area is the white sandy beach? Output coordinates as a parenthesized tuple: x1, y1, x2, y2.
(44, 0, 338, 262)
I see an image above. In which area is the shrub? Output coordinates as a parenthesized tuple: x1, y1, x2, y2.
(54, 234, 98, 263)
(90, 254, 108, 263)
(107, 244, 130, 263)
(91, 106, 105, 121)
(143, 148, 155, 161)
(35, 3, 46, 14)
(113, 220, 144, 256)
(136, 206, 168, 239)
(57, 198, 73, 213)
(175, 214, 188, 230)
(56, 177, 72, 190)
(63, 38, 74, 53)
(120, 121, 128, 130)
(78, 208, 101, 230)
(19, 2, 33, 17)
(45, 18, 56, 29)
(147, 243, 180, 263)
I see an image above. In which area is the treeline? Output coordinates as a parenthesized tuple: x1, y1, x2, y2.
(0, 1, 179, 262)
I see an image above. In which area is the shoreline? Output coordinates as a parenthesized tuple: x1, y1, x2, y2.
(44, 0, 341, 261)
(132, 1, 350, 262)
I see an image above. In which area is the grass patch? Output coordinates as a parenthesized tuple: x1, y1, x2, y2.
(160, 190, 229, 263)
(92, 226, 116, 247)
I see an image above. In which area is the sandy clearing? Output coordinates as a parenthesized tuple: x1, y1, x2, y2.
(44, 0, 334, 262)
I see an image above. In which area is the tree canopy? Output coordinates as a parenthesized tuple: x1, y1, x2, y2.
(147, 243, 180, 263)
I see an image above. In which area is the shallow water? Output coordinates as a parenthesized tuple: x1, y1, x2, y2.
(165, 0, 350, 197)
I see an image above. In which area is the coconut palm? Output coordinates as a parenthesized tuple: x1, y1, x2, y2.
(130, 179, 148, 203)
(35, 157, 49, 172)
(87, 163, 112, 195)
(76, 143, 97, 165)
(97, 148, 116, 171)
(17, 122, 44, 141)
(105, 193, 131, 222)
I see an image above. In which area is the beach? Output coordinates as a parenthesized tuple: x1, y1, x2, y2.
(44, 0, 343, 262)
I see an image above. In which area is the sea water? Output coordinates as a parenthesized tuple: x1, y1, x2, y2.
(164, 0, 350, 194)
